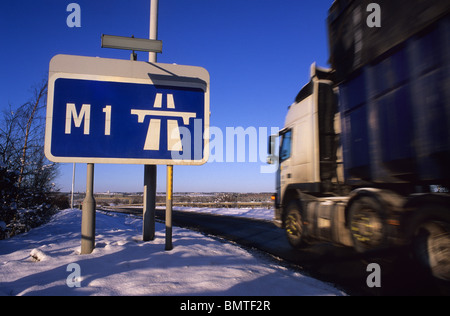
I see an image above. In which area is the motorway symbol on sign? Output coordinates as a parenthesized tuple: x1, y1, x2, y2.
(45, 54, 210, 165)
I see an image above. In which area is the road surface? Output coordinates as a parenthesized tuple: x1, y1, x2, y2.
(104, 206, 450, 296)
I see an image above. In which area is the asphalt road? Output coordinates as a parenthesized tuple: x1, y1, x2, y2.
(105, 207, 450, 296)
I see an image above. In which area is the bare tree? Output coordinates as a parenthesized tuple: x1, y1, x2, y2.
(0, 79, 58, 197)
(17, 81, 48, 187)
(0, 106, 19, 167)
(0, 79, 64, 239)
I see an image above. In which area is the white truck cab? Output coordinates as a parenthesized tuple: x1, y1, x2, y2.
(269, 63, 343, 226)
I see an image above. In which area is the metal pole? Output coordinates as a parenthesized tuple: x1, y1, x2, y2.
(165, 165, 173, 251)
(143, 0, 159, 241)
(71, 163, 76, 209)
(149, 0, 159, 63)
(143, 165, 156, 241)
(81, 163, 96, 254)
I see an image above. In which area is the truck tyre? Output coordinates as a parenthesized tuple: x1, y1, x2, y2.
(348, 196, 387, 253)
(409, 205, 450, 281)
(284, 201, 308, 249)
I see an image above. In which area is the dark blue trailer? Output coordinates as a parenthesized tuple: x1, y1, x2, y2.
(330, 0, 450, 187)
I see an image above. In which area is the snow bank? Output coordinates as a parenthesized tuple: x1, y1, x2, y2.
(0, 209, 345, 296)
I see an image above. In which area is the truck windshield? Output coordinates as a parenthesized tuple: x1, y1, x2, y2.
(279, 129, 292, 162)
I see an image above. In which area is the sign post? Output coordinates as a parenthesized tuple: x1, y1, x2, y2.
(143, 0, 159, 243)
(81, 163, 95, 254)
(165, 165, 173, 251)
(143, 164, 157, 241)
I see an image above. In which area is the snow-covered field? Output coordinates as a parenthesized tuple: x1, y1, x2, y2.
(123, 205, 275, 222)
(0, 208, 346, 296)
(169, 206, 274, 222)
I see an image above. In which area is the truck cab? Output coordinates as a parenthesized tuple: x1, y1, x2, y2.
(269, 63, 343, 227)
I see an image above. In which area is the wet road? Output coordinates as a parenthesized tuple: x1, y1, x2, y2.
(105, 207, 450, 296)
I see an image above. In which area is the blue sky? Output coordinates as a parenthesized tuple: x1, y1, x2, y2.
(0, 0, 331, 193)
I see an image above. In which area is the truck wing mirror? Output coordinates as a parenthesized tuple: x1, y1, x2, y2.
(267, 134, 277, 164)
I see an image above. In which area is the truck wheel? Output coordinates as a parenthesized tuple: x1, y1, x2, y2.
(410, 205, 450, 281)
(349, 196, 386, 253)
(284, 201, 308, 249)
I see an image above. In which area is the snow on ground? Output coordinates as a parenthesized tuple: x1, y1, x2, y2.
(0, 208, 346, 296)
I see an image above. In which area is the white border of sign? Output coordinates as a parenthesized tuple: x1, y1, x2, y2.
(45, 54, 210, 166)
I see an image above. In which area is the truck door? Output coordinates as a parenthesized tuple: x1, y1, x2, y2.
(279, 128, 293, 198)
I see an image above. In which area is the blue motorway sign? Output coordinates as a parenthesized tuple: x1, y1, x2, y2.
(45, 55, 210, 165)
